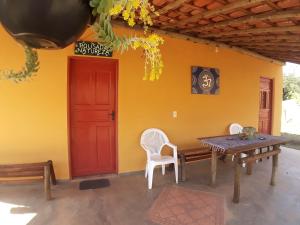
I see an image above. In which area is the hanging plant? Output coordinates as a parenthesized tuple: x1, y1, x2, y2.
(90, 0, 164, 81)
(0, 46, 39, 83)
(0, 0, 92, 49)
(0, 0, 164, 82)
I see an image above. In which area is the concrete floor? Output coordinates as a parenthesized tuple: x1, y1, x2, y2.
(1, 147, 300, 225)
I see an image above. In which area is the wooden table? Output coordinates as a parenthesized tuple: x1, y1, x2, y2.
(198, 134, 287, 203)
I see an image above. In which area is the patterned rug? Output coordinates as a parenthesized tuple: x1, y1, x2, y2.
(148, 186, 224, 225)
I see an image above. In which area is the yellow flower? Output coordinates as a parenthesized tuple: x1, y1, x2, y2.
(122, 10, 130, 20)
(128, 18, 135, 27)
(132, 41, 141, 49)
(108, 0, 165, 81)
(132, 0, 139, 9)
(110, 4, 123, 16)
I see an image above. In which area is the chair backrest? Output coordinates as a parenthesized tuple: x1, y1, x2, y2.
(140, 128, 169, 156)
(229, 123, 243, 135)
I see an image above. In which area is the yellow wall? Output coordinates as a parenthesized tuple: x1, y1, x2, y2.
(0, 26, 283, 179)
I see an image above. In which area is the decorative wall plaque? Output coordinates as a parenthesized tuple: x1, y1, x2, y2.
(192, 66, 220, 95)
(74, 41, 112, 57)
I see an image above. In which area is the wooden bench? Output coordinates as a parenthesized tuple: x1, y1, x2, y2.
(0, 160, 56, 200)
(178, 147, 212, 181)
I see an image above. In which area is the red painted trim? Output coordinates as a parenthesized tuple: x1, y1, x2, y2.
(67, 56, 119, 179)
(67, 58, 72, 179)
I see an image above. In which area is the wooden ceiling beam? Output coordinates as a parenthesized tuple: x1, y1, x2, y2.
(257, 49, 300, 53)
(256, 50, 300, 55)
(173, 0, 279, 26)
(266, 57, 300, 61)
(182, 8, 300, 33)
(259, 54, 300, 63)
(154, 0, 191, 16)
(198, 25, 300, 38)
(264, 0, 281, 10)
(265, 56, 300, 60)
(215, 34, 300, 42)
(224, 40, 299, 45)
(247, 46, 300, 51)
(271, 58, 300, 64)
(113, 20, 284, 65)
(234, 42, 300, 47)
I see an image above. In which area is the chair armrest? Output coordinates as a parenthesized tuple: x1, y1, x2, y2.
(165, 142, 178, 158)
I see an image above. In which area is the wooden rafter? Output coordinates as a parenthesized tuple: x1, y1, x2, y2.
(247, 46, 300, 51)
(265, 56, 300, 61)
(268, 55, 300, 58)
(182, 8, 300, 33)
(113, 20, 284, 65)
(198, 25, 300, 38)
(264, 0, 281, 10)
(172, 0, 279, 26)
(258, 54, 300, 63)
(235, 42, 300, 47)
(268, 56, 300, 60)
(154, 0, 191, 16)
(256, 50, 300, 55)
(258, 50, 300, 54)
(215, 34, 300, 42)
(148, 0, 300, 64)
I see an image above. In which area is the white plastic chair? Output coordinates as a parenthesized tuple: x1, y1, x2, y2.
(229, 123, 243, 135)
(140, 128, 178, 189)
(229, 123, 249, 164)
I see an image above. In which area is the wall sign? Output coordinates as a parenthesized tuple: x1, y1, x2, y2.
(192, 66, 220, 95)
(74, 41, 113, 57)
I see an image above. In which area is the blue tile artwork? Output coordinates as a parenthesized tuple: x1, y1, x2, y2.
(192, 66, 220, 95)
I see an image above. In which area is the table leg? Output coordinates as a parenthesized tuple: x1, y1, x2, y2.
(211, 150, 217, 186)
(259, 148, 263, 162)
(270, 145, 279, 186)
(233, 153, 241, 203)
(246, 150, 255, 175)
(179, 155, 186, 182)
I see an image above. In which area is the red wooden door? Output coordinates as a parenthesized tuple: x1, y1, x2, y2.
(258, 77, 273, 134)
(69, 57, 117, 177)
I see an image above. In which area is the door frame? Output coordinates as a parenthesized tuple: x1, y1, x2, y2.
(67, 56, 119, 179)
(258, 76, 274, 134)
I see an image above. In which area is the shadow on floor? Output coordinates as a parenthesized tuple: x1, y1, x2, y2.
(281, 133, 300, 150)
(0, 147, 300, 225)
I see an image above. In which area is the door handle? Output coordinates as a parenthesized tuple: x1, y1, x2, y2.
(108, 111, 115, 121)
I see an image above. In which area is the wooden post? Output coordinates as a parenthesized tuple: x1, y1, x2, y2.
(179, 154, 186, 181)
(48, 160, 57, 185)
(44, 164, 51, 200)
(267, 146, 270, 159)
(270, 145, 279, 186)
(259, 148, 262, 162)
(233, 153, 241, 203)
(246, 150, 255, 175)
(211, 149, 217, 186)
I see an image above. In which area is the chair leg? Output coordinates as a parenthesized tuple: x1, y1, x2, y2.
(174, 161, 178, 184)
(259, 148, 263, 162)
(145, 163, 148, 178)
(162, 165, 165, 175)
(148, 164, 155, 189)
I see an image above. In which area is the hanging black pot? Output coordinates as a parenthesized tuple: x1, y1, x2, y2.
(0, 0, 92, 49)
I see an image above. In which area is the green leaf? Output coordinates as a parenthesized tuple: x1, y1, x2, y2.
(0, 46, 39, 83)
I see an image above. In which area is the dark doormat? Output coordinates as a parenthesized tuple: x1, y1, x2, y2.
(79, 179, 110, 190)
